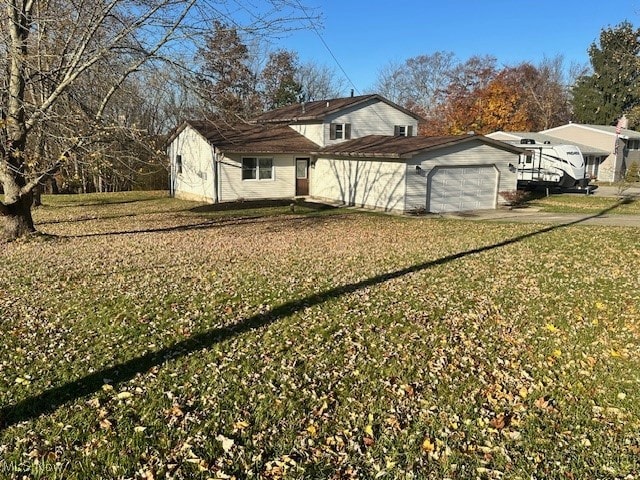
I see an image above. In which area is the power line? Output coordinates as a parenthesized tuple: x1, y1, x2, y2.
(293, 0, 360, 96)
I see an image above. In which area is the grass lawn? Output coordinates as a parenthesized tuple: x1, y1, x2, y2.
(527, 192, 640, 215)
(1, 191, 639, 479)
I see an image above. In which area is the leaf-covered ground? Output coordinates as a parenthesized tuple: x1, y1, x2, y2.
(1, 192, 639, 479)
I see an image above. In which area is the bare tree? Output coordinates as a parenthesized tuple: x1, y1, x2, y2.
(0, 0, 313, 240)
(374, 52, 457, 121)
(296, 61, 347, 100)
(519, 56, 572, 130)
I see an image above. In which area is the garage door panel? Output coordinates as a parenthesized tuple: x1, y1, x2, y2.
(428, 166, 497, 213)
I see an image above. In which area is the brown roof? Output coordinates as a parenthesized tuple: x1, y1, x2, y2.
(316, 134, 528, 158)
(177, 120, 320, 153)
(253, 94, 424, 123)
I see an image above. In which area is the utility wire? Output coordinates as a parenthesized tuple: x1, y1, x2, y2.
(293, 0, 360, 96)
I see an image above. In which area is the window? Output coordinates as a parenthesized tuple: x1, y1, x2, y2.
(627, 139, 640, 150)
(394, 125, 413, 137)
(330, 123, 351, 140)
(242, 157, 273, 180)
(176, 155, 182, 174)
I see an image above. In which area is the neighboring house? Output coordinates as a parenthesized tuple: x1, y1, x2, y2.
(167, 94, 525, 213)
(487, 131, 609, 180)
(541, 124, 640, 182)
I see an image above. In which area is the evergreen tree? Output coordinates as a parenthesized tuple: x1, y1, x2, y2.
(571, 22, 640, 125)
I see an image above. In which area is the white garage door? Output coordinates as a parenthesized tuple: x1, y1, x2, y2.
(428, 166, 498, 213)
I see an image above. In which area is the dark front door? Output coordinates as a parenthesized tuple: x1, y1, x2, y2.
(296, 158, 309, 196)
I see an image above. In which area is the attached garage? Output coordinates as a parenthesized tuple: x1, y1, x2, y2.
(315, 134, 524, 214)
(427, 165, 499, 213)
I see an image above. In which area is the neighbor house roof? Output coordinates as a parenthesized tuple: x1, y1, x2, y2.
(170, 120, 320, 153)
(315, 134, 527, 159)
(488, 131, 609, 156)
(543, 123, 640, 139)
(253, 94, 424, 124)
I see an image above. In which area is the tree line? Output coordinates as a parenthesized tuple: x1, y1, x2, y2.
(195, 20, 640, 137)
(0, 0, 639, 240)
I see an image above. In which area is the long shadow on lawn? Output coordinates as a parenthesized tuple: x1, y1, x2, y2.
(56, 202, 343, 237)
(0, 201, 628, 430)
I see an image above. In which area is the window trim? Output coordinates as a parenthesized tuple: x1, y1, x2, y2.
(242, 157, 274, 181)
(394, 125, 413, 137)
(330, 122, 351, 140)
(176, 154, 183, 174)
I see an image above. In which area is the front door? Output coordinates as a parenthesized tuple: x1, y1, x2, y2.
(296, 158, 309, 196)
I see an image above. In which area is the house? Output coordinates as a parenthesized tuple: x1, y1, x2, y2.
(487, 131, 609, 181)
(167, 94, 525, 213)
(312, 134, 525, 213)
(540, 123, 640, 182)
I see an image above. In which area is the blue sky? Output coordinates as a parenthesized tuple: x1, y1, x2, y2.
(273, 0, 640, 93)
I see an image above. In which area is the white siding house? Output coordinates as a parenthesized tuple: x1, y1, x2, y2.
(217, 154, 297, 202)
(254, 94, 421, 147)
(167, 95, 524, 213)
(167, 121, 319, 203)
(167, 122, 216, 202)
(311, 158, 407, 212)
(312, 135, 523, 213)
(406, 141, 520, 213)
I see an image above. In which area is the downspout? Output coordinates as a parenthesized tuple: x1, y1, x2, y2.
(168, 145, 174, 197)
(212, 145, 219, 204)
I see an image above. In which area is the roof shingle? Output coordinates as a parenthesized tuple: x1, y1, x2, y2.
(183, 120, 320, 153)
(316, 134, 526, 158)
(253, 94, 423, 123)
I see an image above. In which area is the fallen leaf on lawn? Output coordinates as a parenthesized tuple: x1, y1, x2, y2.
(364, 424, 374, 437)
(216, 434, 234, 453)
(422, 438, 435, 453)
(233, 420, 250, 431)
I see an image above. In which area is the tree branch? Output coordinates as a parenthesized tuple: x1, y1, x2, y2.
(20, 160, 62, 196)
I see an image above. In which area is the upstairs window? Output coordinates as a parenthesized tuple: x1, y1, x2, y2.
(330, 123, 351, 140)
(394, 125, 413, 137)
(242, 157, 273, 180)
(176, 154, 183, 174)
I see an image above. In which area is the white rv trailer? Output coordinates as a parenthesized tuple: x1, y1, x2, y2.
(515, 139, 587, 189)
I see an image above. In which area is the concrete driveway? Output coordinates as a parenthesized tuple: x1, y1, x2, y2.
(441, 185, 640, 227)
(444, 208, 640, 227)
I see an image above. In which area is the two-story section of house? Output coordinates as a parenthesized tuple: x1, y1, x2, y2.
(167, 95, 422, 203)
(253, 94, 421, 147)
(167, 94, 522, 213)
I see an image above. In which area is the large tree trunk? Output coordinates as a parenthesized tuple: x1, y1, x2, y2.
(1, 193, 36, 241)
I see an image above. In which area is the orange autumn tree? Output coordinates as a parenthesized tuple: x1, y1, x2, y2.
(474, 72, 533, 133)
(393, 56, 571, 136)
(423, 55, 497, 135)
